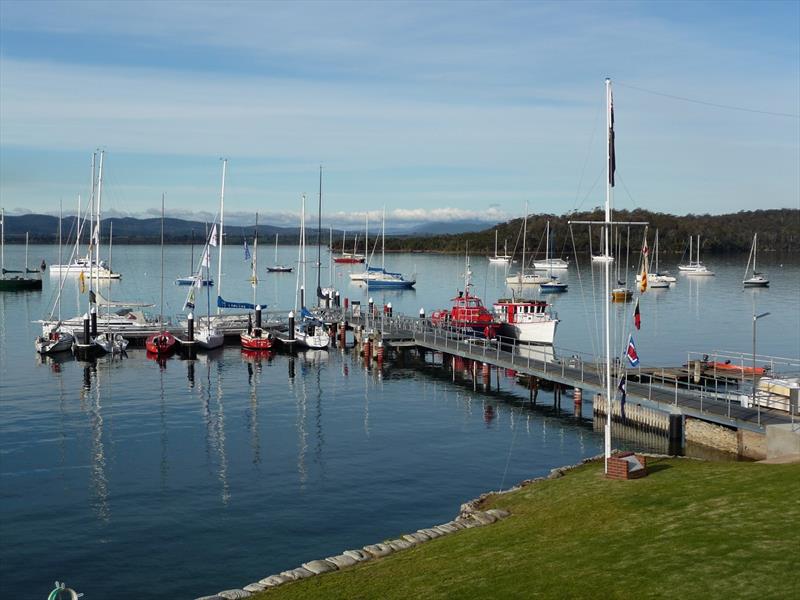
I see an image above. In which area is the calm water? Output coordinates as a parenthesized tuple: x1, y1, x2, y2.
(1, 244, 798, 599)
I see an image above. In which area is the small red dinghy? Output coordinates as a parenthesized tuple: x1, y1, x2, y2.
(146, 331, 177, 356)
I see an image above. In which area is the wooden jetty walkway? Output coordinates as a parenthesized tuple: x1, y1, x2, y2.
(343, 312, 798, 436)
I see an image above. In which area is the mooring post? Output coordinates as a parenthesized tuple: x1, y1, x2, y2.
(187, 312, 194, 342)
(288, 311, 295, 341)
(255, 304, 262, 330)
(90, 306, 97, 338)
(574, 387, 582, 417)
(82, 313, 90, 345)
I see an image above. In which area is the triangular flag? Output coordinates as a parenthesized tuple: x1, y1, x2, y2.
(79, 271, 86, 293)
(634, 297, 641, 330)
(618, 374, 627, 419)
(209, 224, 218, 247)
(639, 263, 648, 293)
(201, 247, 210, 268)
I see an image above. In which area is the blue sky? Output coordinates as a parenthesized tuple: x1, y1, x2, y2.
(0, 0, 797, 227)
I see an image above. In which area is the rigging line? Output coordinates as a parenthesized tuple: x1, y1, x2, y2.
(575, 167, 604, 214)
(569, 224, 600, 362)
(572, 100, 604, 210)
(616, 81, 800, 120)
(615, 173, 641, 211)
(499, 407, 521, 491)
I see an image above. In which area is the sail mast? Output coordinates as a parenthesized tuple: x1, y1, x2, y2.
(603, 77, 614, 473)
(216, 158, 227, 314)
(159, 192, 165, 328)
(58, 200, 63, 321)
(316, 165, 323, 303)
(1, 207, 4, 275)
(522, 200, 528, 278)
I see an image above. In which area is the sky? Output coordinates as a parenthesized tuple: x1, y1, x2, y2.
(0, 0, 798, 228)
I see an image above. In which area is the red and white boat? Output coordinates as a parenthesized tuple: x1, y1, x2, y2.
(240, 326, 274, 350)
(431, 288, 498, 339)
(333, 230, 365, 264)
(146, 331, 177, 356)
(492, 296, 558, 345)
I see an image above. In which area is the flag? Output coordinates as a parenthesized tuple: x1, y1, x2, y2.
(642, 237, 649, 256)
(608, 89, 616, 187)
(89, 290, 96, 304)
(634, 297, 641, 330)
(618, 374, 627, 419)
(92, 223, 100, 245)
(201, 247, 210, 268)
(194, 274, 203, 288)
(243, 240, 251, 261)
(639, 263, 648, 293)
(79, 271, 86, 293)
(626, 334, 640, 367)
(184, 288, 195, 310)
(209, 224, 218, 247)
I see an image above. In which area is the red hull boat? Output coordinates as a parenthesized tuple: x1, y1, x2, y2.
(146, 331, 177, 356)
(333, 256, 365, 264)
(431, 289, 498, 339)
(240, 328, 275, 350)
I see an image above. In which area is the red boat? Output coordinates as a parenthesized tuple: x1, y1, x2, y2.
(240, 327, 275, 350)
(707, 361, 766, 376)
(333, 255, 365, 264)
(146, 331, 177, 356)
(431, 288, 498, 339)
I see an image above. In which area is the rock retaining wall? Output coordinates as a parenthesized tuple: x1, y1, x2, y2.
(194, 452, 687, 599)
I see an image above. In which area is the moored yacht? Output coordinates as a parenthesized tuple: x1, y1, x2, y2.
(492, 296, 558, 345)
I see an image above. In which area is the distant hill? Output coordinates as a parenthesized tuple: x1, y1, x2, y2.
(3, 209, 798, 254)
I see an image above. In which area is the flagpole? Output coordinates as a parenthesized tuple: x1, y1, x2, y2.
(217, 158, 227, 314)
(604, 77, 613, 474)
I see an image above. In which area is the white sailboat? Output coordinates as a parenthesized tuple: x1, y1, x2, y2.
(506, 201, 550, 285)
(294, 190, 330, 350)
(743, 233, 769, 287)
(49, 152, 121, 279)
(267, 233, 293, 273)
(488, 229, 512, 264)
(591, 225, 614, 262)
(35, 201, 75, 353)
(366, 207, 416, 290)
(685, 235, 714, 276)
(194, 221, 223, 350)
(533, 222, 569, 270)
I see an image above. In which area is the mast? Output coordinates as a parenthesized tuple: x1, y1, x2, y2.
(216, 158, 227, 314)
(316, 165, 323, 303)
(275, 233, 278, 264)
(365, 212, 369, 268)
(753, 233, 757, 274)
(521, 200, 528, 279)
(252, 213, 259, 308)
(93, 150, 105, 299)
(190, 229, 194, 275)
(381, 206, 386, 270)
(689, 235, 693, 266)
(159, 193, 165, 329)
(1, 207, 4, 276)
(494, 229, 498, 258)
(655, 229, 659, 273)
(342, 229, 346, 255)
(25, 232, 29, 273)
(603, 77, 613, 473)
(301, 194, 306, 307)
(58, 200, 63, 321)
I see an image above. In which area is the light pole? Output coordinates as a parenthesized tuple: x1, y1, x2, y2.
(753, 311, 770, 425)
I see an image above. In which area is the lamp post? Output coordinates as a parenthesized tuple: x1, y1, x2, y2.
(753, 311, 770, 425)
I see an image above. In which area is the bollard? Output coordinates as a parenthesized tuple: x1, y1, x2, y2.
(574, 387, 582, 417)
(368, 297, 374, 317)
(335, 291, 340, 308)
(376, 341, 385, 363)
(90, 306, 97, 337)
(187, 312, 195, 342)
(255, 305, 262, 330)
(386, 302, 393, 317)
(419, 307, 425, 319)
(288, 311, 295, 341)
(83, 312, 90, 344)
(345, 297, 349, 311)
(339, 322, 346, 347)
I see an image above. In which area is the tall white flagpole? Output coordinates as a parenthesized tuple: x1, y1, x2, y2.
(604, 77, 613, 473)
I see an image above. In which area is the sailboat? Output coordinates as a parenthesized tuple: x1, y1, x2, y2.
(93, 223, 130, 354)
(488, 229, 512, 264)
(533, 222, 569, 270)
(146, 194, 177, 356)
(366, 207, 416, 289)
(591, 225, 614, 262)
(35, 202, 75, 353)
(49, 152, 120, 279)
(192, 221, 224, 350)
(349, 214, 372, 282)
(684, 235, 714, 276)
(176, 229, 214, 285)
(241, 213, 274, 350)
(0, 214, 44, 291)
(506, 201, 550, 285)
(333, 229, 365, 264)
(538, 221, 568, 293)
(267, 233, 293, 273)
(743, 233, 769, 287)
(294, 190, 330, 350)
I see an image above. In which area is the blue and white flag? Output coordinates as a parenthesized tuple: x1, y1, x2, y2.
(625, 334, 640, 367)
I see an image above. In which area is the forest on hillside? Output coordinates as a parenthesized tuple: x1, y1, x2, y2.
(380, 209, 800, 257)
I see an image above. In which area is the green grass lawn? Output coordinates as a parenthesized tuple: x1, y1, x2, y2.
(251, 458, 800, 599)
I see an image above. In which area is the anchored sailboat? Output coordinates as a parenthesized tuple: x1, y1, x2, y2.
(488, 229, 512, 264)
(743, 233, 769, 287)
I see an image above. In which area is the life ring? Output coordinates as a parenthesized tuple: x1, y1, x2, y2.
(47, 582, 80, 600)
